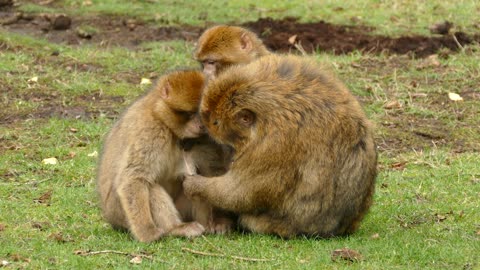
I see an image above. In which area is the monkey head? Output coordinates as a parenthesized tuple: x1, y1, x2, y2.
(155, 70, 206, 139)
(194, 25, 269, 77)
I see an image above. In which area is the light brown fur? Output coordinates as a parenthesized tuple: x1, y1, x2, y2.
(97, 70, 213, 242)
(194, 25, 271, 77)
(183, 55, 377, 238)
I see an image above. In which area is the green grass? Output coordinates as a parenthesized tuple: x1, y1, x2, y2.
(1, 0, 480, 269)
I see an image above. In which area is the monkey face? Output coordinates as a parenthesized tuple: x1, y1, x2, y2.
(182, 113, 206, 139)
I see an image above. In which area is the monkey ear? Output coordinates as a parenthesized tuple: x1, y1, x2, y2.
(161, 80, 172, 99)
(240, 32, 253, 51)
(236, 109, 255, 127)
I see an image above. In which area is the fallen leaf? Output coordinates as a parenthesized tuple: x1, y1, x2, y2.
(10, 254, 30, 263)
(288, 34, 297, 44)
(390, 161, 407, 170)
(69, 127, 78, 133)
(42, 157, 58, 165)
(417, 54, 441, 69)
(1, 260, 9, 267)
(140, 78, 152, 85)
(88, 151, 98, 157)
(28, 76, 39, 83)
(448, 92, 463, 101)
(48, 232, 72, 243)
(0, 223, 5, 232)
(130, 256, 142, 264)
(476, 230, 480, 235)
(370, 233, 380, 239)
(68, 152, 76, 158)
(32, 221, 51, 230)
(429, 20, 453, 35)
(82, 0, 92, 6)
(411, 93, 427, 98)
(383, 100, 402, 109)
(434, 213, 447, 222)
(331, 248, 363, 262)
(34, 190, 52, 204)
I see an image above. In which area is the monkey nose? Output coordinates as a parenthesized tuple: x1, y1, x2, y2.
(199, 124, 207, 133)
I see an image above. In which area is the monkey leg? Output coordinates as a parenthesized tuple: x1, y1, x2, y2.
(239, 214, 297, 238)
(117, 179, 163, 243)
(150, 185, 205, 238)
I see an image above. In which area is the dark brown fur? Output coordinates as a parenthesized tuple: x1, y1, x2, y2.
(183, 55, 377, 238)
(194, 25, 271, 77)
(97, 70, 214, 242)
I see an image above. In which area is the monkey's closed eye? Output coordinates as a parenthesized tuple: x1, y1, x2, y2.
(236, 109, 255, 127)
(174, 110, 195, 119)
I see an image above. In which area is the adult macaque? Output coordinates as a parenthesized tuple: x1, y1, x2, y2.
(194, 25, 270, 77)
(183, 55, 377, 238)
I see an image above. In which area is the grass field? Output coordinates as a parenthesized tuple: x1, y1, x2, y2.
(1, 1, 479, 269)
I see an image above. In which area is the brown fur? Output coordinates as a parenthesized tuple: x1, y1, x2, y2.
(183, 55, 377, 238)
(194, 25, 271, 77)
(97, 70, 214, 242)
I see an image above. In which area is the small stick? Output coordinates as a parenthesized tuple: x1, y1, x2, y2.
(452, 33, 464, 51)
(181, 247, 273, 262)
(201, 235, 225, 254)
(74, 250, 153, 260)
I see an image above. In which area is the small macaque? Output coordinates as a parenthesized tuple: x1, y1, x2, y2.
(176, 135, 236, 233)
(183, 55, 377, 238)
(97, 70, 229, 242)
(194, 25, 271, 78)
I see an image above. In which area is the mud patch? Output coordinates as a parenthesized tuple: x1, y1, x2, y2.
(2, 9, 480, 57)
(0, 88, 124, 125)
(244, 17, 479, 57)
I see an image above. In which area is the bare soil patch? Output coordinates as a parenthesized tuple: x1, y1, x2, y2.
(2, 9, 479, 57)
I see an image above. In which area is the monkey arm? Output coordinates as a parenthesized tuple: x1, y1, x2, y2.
(183, 173, 269, 213)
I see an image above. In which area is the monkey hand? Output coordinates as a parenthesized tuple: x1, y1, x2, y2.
(183, 175, 207, 198)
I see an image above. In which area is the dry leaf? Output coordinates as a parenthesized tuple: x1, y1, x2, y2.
(10, 254, 30, 263)
(370, 233, 380, 239)
(28, 76, 39, 83)
(82, 0, 92, 6)
(417, 54, 440, 69)
(87, 151, 98, 157)
(48, 232, 72, 243)
(429, 20, 453, 35)
(130, 256, 142, 264)
(288, 35, 297, 44)
(476, 230, 480, 235)
(331, 248, 363, 262)
(0, 223, 5, 232)
(140, 78, 152, 85)
(34, 190, 52, 204)
(434, 213, 447, 222)
(448, 92, 463, 101)
(42, 157, 58, 165)
(1, 260, 9, 267)
(69, 127, 78, 133)
(383, 100, 402, 109)
(68, 152, 76, 158)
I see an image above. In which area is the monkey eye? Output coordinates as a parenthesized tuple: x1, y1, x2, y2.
(175, 110, 195, 119)
(204, 60, 216, 65)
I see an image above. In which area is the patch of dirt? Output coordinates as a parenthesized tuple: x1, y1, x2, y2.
(2, 8, 480, 57)
(244, 17, 479, 57)
(0, 87, 124, 125)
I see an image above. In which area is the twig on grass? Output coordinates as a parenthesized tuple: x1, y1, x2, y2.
(452, 34, 465, 51)
(74, 249, 154, 260)
(181, 247, 273, 262)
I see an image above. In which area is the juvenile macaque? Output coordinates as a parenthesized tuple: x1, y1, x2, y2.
(97, 70, 225, 242)
(194, 25, 271, 77)
(183, 55, 377, 238)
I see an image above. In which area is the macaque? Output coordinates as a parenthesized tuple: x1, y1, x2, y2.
(97, 70, 227, 242)
(194, 25, 271, 77)
(183, 55, 377, 238)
